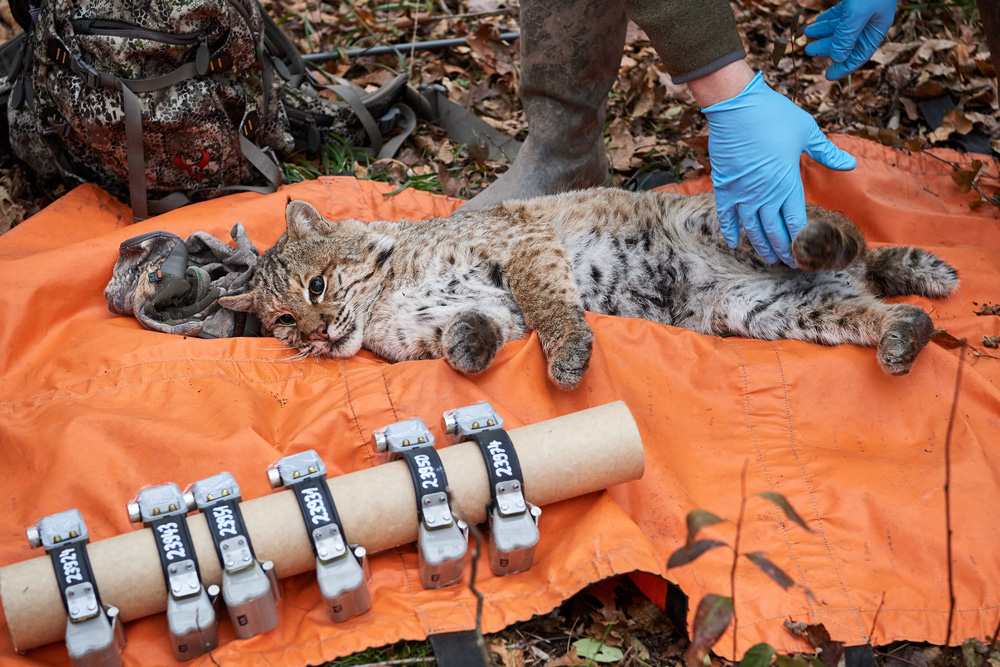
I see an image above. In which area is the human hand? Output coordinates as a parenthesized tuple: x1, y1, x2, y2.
(803, 0, 896, 81)
(702, 72, 856, 267)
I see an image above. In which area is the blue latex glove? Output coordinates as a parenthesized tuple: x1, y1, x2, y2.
(803, 0, 896, 80)
(702, 72, 857, 267)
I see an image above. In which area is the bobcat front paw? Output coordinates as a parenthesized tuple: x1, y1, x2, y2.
(877, 307, 933, 375)
(443, 311, 504, 375)
(792, 220, 859, 271)
(547, 325, 593, 390)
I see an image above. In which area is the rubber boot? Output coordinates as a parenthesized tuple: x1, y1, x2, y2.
(457, 0, 629, 212)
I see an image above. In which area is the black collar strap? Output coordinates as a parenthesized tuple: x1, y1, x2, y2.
(269, 450, 371, 622)
(400, 446, 469, 589)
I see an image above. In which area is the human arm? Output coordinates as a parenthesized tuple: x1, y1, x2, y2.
(688, 61, 856, 267)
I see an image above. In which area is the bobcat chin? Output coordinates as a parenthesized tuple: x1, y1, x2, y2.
(219, 189, 958, 389)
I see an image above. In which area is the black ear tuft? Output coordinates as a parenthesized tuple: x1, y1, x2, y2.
(370, 234, 395, 269)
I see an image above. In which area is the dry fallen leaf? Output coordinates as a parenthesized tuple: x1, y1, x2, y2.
(544, 646, 588, 667)
(490, 641, 526, 667)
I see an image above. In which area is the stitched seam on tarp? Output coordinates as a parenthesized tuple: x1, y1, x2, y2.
(319, 175, 458, 220)
(392, 546, 424, 633)
(0, 357, 345, 407)
(758, 344, 816, 620)
(734, 340, 819, 628)
(342, 359, 378, 472)
(378, 363, 399, 424)
(0, 368, 347, 414)
(770, 342, 868, 640)
(0, 359, 357, 413)
(739, 602, 1000, 619)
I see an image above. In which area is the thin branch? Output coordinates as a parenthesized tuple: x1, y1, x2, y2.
(872, 649, 927, 667)
(943, 345, 966, 646)
(466, 520, 485, 634)
(731, 458, 750, 659)
(867, 591, 887, 646)
(348, 659, 436, 667)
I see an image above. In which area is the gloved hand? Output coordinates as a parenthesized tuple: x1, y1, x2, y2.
(702, 72, 857, 267)
(803, 0, 896, 81)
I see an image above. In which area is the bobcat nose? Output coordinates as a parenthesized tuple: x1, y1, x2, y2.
(307, 327, 329, 342)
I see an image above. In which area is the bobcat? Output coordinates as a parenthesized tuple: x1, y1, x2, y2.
(219, 188, 958, 390)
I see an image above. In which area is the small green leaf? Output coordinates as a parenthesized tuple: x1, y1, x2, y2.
(684, 595, 734, 667)
(686, 509, 726, 544)
(573, 638, 624, 663)
(744, 552, 795, 589)
(757, 492, 812, 531)
(740, 643, 775, 667)
(667, 539, 728, 568)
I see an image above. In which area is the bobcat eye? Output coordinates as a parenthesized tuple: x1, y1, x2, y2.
(275, 314, 295, 326)
(308, 276, 325, 296)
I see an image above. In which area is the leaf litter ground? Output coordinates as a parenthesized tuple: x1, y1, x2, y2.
(0, 1, 998, 665)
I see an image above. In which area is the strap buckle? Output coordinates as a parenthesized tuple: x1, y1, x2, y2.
(444, 402, 541, 576)
(188, 472, 280, 639)
(26, 509, 127, 667)
(267, 450, 371, 622)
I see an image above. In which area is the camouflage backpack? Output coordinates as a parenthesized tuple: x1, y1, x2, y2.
(0, 0, 413, 220)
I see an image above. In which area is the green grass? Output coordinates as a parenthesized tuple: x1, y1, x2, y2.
(315, 639, 436, 667)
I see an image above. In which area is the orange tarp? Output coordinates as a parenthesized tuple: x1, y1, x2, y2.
(1, 134, 998, 666)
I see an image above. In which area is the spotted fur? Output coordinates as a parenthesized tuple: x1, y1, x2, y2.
(220, 189, 959, 389)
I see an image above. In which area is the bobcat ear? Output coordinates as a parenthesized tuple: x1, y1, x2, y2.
(286, 200, 333, 240)
(219, 291, 256, 313)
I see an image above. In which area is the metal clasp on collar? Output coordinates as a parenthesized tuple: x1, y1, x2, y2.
(267, 450, 371, 623)
(26, 509, 127, 667)
(371, 417, 435, 462)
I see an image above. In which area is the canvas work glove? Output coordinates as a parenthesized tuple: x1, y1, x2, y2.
(702, 72, 857, 268)
(105, 225, 261, 338)
(803, 0, 896, 81)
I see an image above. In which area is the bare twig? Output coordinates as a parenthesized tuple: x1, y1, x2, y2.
(868, 591, 887, 646)
(731, 458, 750, 659)
(467, 520, 485, 634)
(347, 659, 436, 667)
(943, 344, 966, 646)
(873, 649, 927, 667)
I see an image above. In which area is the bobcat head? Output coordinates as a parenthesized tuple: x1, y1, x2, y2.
(219, 200, 394, 358)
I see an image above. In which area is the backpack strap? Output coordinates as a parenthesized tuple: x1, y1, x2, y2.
(120, 85, 149, 219)
(325, 77, 417, 159)
(46, 36, 281, 220)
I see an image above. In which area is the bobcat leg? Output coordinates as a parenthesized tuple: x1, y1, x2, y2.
(863, 246, 959, 298)
(791, 206, 867, 271)
(715, 293, 934, 375)
(505, 234, 593, 390)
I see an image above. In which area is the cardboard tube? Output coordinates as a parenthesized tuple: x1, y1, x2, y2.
(1, 401, 644, 652)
